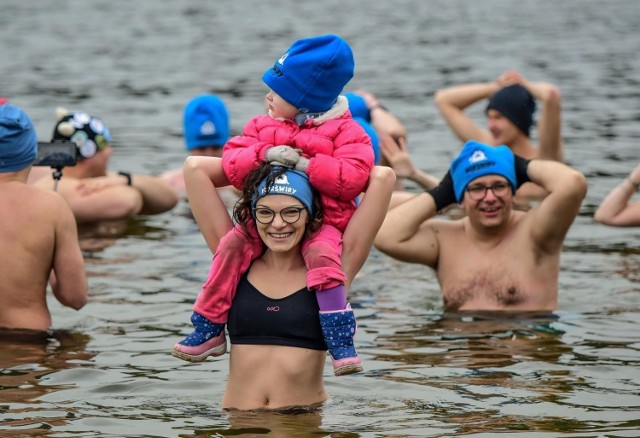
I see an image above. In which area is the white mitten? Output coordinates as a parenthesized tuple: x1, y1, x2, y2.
(265, 145, 300, 168)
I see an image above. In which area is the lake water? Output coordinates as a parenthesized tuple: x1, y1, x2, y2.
(1, 0, 640, 436)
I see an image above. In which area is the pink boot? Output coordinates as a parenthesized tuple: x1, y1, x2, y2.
(172, 312, 227, 362)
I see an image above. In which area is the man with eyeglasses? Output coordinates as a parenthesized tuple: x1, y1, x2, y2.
(374, 140, 587, 312)
(434, 70, 564, 202)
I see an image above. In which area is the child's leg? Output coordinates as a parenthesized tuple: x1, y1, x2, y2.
(172, 222, 262, 362)
(302, 225, 363, 376)
(194, 223, 262, 323)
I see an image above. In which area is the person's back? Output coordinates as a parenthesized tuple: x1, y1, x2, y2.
(0, 175, 87, 329)
(0, 104, 87, 331)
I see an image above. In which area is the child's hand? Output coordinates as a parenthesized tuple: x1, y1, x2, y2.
(294, 157, 309, 172)
(265, 145, 300, 167)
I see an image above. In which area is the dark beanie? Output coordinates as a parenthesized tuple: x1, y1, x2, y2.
(486, 84, 536, 137)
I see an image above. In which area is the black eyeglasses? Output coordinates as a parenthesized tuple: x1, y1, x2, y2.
(252, 206, 307, 224)
(466, 182, 511, 200)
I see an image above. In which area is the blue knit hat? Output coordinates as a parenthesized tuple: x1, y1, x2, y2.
(451, 140, 516, 203)
(345, 92, 371, 122)
(183, 94, 230, 150)
(353, 117, 380, 164)
(262, 34, 354, 114)
(0, 103, 37, 172)
(252, 167, 314, 216)
(486, 84, 536, 137)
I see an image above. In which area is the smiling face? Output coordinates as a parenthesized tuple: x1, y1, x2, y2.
(460, 174, 513, 230)
(254, 194, 309, 253)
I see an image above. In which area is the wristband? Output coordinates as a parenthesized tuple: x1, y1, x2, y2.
(426, 170, 457, 212)
(514, 155, 531, 188)
(118, 171, 132, 186)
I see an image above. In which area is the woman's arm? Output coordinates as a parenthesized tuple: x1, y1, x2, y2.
(594, 164, 640, 226)
(184, 156, 234, 253)
(341, 166, 396, 286)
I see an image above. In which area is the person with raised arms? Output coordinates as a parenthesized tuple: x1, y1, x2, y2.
(374, 140, 586, 312)
(183, 159, 394, 409)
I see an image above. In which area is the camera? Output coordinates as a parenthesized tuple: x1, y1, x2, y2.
(33, 141, 78, 167)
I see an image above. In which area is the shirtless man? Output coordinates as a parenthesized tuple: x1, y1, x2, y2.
(0, 103, 87, 330)
(33, 109, 178, 225)
(374, 140, 587, 312)
(435, 70, 563, 200)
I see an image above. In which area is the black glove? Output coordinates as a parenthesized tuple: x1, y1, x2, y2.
(514, 155, 531, 188)
(427, 170, 457, 212)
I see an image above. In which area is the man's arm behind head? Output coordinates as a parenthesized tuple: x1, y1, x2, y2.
(524, 159, 588, 254)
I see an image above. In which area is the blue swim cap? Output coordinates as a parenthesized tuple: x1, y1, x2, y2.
(183, 94, 230, 150)
(345, 92, 371, 122)
(354, 117, 380, 164)
(0, 103, 37, 172)
(252, 167, 314, 217)
(451, 140, 516, 203)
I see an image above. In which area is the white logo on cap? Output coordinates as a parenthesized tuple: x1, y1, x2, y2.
(278, 53, 289, 65)
(259, 173, 297, 196)
(469, 150, 488, 163)
(200, 120, 216, 136)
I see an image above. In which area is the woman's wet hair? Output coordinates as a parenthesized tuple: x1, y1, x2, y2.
(233, 162, 323, 238)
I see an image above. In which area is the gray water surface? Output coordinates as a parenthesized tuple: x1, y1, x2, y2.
(1, 0, 640, 436)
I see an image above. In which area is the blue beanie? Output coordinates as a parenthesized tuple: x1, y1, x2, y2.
(451, 140, 516, 203)
(262, 34, 354, 114)
(183, 94, 230, 150)
(52, 111, 111, 159)
(0, 104, 37, 172)
(252, 167, 314, 216)
(354, 117, 380, 164)
(486, 84, 536, 137)
(345, 92, 371, 122)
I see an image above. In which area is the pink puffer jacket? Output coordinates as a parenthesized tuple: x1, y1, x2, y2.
(222, 109, 374, 231)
